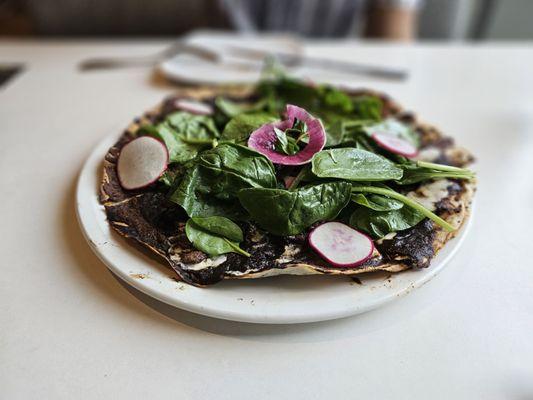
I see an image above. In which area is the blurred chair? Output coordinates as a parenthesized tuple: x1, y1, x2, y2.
(3, 0, 531, 41)
(12, 0, 421, 40)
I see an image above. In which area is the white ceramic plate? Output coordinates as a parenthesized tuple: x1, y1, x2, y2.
(76, 133, 473, 324)
(159, 31, 303, 85)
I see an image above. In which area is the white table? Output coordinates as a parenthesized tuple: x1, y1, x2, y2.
(1, 39, 532, 400)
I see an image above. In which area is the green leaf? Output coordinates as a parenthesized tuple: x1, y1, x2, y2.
(170, 166, 247, 220)
(139, 112, 219, 164)
(166, 111, 219, 141)
(215, 97, 269, 118)
(323, 88, 354, 113)
(272, 118, 307, 155)
(351, 185, 455, 232)
(220, 113, 278, 144)
(215, 97, 248, 118)
(352, 95, 383, 121)
(256, 75, 383, 125)
(185, 219, 250, 257)
(190, 216, 243, 242)
(324, 120, 345, 147)
(311, 148, 403, 181)
(349, 205, 425, 238)
(351, 193, 404, 211)
(169, 143, 277, 219)
(396, 161, 475, 185)
(139, 123, 198, 164)
(273, 127, 298, 155)
(257, 76, 320, 113)
(159, 163, 187, 187)
(238, 182, 352, 235)
(196, 143, 277, 190)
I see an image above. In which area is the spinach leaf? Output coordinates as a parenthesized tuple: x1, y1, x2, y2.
(326, 119, 377, 148)
(351, 193, 404, 211)
(273, 127, 299, 155)
(169, 143, 277, 219)
(349, 205, 425, 238)
(257, 75, 379, 119)
(215, 97, 268, 118)
(196, 143, 277, 190)
(351, 184, 455, 232)
(273, 118, 308, 155)
(315, 93, 381, 122)
(311, 148, 403, 181)
(352, 95, 383, 122)
(159, 163, 187, 187)
(349, 191, 424, 237)
(325, 120, 345, 147)
(170, 166, 247, 220)
(166, 111, 219, 141)
(185, 218, 250, 257)
(238, 182, 351, 235)
(221, 113, 278, 144)
(190, 216, 243, 242)
(215, 97, 249, 118)
(396, 161, 475, 185)
(139, 112, 219, 164)
(258, 76, 320, 113)
(323, 87, 354, 113)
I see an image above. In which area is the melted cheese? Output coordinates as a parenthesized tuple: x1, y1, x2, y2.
(413, 146, 442, 162)
(406, 179, 452, 211)
(181, 255, 227, 271)
(275, 244, 302, 264)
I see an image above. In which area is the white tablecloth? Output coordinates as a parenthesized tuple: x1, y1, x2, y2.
(1, 39, 532, 399)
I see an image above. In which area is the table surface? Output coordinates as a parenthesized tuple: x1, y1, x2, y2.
(1, 38, 532, 400)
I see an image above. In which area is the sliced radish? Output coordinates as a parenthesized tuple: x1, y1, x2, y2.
(372, 132, 418, 158)
(248, 104, 326, 165)
(285, 104, 314, 123)
(174, 98, 213, 115)
(117, 136, 168, 190)
(308, 222, 374, 267)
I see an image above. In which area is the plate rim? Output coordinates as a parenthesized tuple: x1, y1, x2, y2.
(76, 133, 473, 324)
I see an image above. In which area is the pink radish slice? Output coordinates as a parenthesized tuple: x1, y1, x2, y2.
(248, 104, 326, 165)
(117, 136, 168, 190)
(174, 99, 213, 115)
(372, 132, 418, 158)
(308, 222, 374, 267)
(285, 104, 314, 123)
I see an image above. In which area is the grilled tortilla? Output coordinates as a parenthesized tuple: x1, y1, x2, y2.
(99, 86, 475, 286)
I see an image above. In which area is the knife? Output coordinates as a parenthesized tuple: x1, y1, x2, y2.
(227, 45, 408, 81)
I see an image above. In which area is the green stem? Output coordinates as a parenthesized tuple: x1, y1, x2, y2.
(351, 185, 456, 232)
(295, 131, 308, 144)
(417, 161, 475, 175)
(288, 166, 309, 191)
(224, 239, 251, 257)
